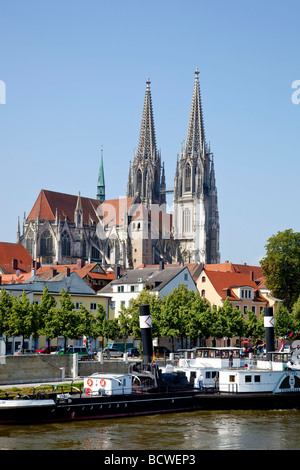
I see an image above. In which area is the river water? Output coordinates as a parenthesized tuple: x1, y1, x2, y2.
(0, 409, 300, 450)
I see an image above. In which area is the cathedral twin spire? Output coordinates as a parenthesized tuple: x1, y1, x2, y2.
(185, 68, 206, 157)
(127, 78, 165, 206)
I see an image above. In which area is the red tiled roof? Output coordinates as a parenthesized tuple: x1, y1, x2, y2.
(204, 262, 263, 279)
(0, 272, 32, 284)
(204, 270, 266, 302)
(27, 189, 100, 225)
(0, 242, 34, 274)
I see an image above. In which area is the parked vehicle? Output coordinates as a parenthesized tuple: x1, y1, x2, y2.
(35, 345, 62, 354)
(103, 347, 123, 357)
(105, 342, 134, 353)
(127, 347, 140, 357)
(14, 348, 36, 356)
(56, 346, 88, 357)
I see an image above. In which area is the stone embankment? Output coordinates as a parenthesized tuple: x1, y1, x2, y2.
(0, 354, 131, 386)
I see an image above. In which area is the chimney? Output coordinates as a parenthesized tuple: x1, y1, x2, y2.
(12, 259, 18, 270)
(77, 259, 85, 269)
(159, 259, 164, 271)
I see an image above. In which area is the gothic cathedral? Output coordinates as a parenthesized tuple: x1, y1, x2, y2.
(19, 70, 220, 268)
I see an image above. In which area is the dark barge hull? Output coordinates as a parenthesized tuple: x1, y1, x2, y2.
(2, 389, 300, 425)
(194, 390, 300, 411)
(0, 390, 198, 425)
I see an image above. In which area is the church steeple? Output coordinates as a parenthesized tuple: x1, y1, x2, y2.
(127, 78, 165, 206)
(137, 78, 158, 162)
(185, 68, 206, 157)
(97, 148, 105, 203)
(173, 69, 220, 265)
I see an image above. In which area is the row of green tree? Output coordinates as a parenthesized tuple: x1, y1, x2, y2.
(1, 283, 300, 354)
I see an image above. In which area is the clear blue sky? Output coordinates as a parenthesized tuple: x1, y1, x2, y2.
(0, 0, 299, 266)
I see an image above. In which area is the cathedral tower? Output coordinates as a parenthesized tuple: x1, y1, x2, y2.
(127, 78, 166, 207)
(173, 69, 220, 264)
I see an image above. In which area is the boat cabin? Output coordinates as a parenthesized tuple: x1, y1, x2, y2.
(84, 373, 132, 396)
(178, 347, 244, 369)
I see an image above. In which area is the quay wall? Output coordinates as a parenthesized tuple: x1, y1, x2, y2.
(0, 355, 131, 386)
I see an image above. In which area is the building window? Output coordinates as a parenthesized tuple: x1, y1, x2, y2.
(244, 306, 248, 314)
(117, 286, 124, 292)
(185, 164, 191, 192)
(40, 230, 53, 256)
(201, 289, 205, 297)
(75, 302, 83, 310)
(90, 302, 97, 311)
(61, 230, 71, 256)
(137, 169, 142, 196)
(26, 230, 34, 256)
(183, 207, 191, 232)
(202, 276, 206, 283)
(252, 306, 256, 314)
(184, 273, 188, 281)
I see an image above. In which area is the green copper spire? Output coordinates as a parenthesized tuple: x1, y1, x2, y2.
(97, 148, 105, 203)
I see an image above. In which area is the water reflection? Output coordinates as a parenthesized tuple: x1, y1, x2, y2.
(0, 410, 300, 450)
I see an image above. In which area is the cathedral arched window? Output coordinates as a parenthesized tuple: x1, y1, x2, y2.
(185, 164, 191, 192)
(26, 230, 34, 256)
(137, 169, 142, 196)
(61, 230, 71, 256)
(40, 230, 53, 255)
(82, 238, 87, 259)
(183, 208, 191, 233)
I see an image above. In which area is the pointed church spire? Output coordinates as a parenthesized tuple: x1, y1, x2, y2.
(185, 68, 206, 157)
(75, 191, 83, 227)
(136, 78, 157, 161)
(97, 148, 105, 203)
(127, 78, 164, 206)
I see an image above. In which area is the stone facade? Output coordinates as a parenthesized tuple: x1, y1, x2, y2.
(19, 70, 220, 268)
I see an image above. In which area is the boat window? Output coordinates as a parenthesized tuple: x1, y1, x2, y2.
(254, 375, 261, 383)
(212, 371, 218, 378)
(205, 372, 211, 379)
(229, 375, 235, 383)
(245, 375, 252, 383)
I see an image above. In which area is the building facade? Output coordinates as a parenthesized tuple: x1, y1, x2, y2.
(173, 69, 220, 264)
(19, 70, 220, 269)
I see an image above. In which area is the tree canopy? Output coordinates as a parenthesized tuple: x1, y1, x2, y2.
(261, 229, 300, 310)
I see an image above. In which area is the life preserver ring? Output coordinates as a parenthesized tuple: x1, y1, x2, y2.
(100, 379, 106, 387)
(85, 388, 92, 395)
(87, 378, 93, 387)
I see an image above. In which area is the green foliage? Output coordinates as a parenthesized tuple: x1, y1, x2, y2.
(51, 289, 82, 351)
(160, 284, 197, 349)
(261, 229, 300, 310)
(8, 291, 41, 350)
(291, 295, 300, 334)
(0, 289, 13, 337)
(245, 310, 264, 341)
(275, 302, 295, 338)
(121, 289, 163, 339)
(186, 294, 212, 343)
